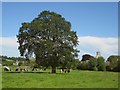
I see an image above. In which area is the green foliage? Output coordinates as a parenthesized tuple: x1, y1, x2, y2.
(117, 59, 120, 72)
(97, 57, 106, 71)
(68, 59, 79, 70)
(77, 61, 89, 70)
(2, 59, 14, 66)
(107, 55, 119, 72)
(88, 57, 97, 71)
(17, 10, 79, 73)
(77, 55, 120, 72)
(81, 54, 94, 61)
(0, 55, 7, 62)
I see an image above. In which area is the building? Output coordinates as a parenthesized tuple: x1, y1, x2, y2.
(96, 51, 101, 59)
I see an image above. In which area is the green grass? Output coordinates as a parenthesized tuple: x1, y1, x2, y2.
(2, 69, 118, 88)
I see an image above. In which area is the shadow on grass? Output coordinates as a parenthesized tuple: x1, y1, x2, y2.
(3, 71, 49, 74)
(3, 71, 70, 74)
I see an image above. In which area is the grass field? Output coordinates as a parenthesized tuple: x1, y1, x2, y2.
(2, 69, 118, 88)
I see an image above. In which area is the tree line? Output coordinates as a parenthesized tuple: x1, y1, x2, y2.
(0, 55, 25, 61)
(77, 55, 120, 72)
(1, 55, 120, 72)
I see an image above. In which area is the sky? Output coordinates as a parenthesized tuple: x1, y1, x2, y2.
(1, 2, 118, 60)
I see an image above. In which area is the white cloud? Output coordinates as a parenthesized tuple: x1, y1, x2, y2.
(0, 36, 20, 57)
(78, 36, 118, 60)
(0, 36, 118, 60)
(0, 36, 19, 47)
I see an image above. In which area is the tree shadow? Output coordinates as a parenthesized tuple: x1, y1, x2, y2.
(48, 72, 70, 75)
(3, 71, 49, 74)
(3, 71, 70, 74)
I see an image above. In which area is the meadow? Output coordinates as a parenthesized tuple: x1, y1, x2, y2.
(2, 69, 118, 88)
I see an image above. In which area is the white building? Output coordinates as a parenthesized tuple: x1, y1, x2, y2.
(96, 51, 101, 59)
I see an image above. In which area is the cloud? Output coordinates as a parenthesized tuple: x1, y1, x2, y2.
(0, 36, 118, 60)
(0, 36, 19, 57)
(0, 36, 19, 47)
(78, 36, 118, 60)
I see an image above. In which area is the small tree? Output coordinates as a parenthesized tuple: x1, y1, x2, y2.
(97, 57, 106, 71)
(77, 61, 89, 70)
(88, 57, 97, 71)
(70, 59, 80, 70)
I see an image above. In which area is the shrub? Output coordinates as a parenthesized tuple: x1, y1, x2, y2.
(88, 57, 97, 70)
(97, 57, 106, 71)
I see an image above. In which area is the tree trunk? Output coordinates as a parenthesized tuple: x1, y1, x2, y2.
(35, 53, 43, 65)
(52, 66, 56, 73)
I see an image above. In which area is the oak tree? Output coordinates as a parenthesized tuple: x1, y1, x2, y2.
(17, 10, 79, 73)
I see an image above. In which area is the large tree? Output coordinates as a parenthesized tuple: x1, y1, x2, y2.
(17, 10, 79, 73)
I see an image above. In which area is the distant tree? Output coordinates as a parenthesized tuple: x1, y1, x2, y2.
(117, 59, 120, 72)
(77, 61, 89, 70)
(77, 61, 82, 70)
(97, 57, 106, 71)
(107, 55, 119, 71)
(0, 56, 7, 62)
(81, 54, 94, 61)
(70, 59, 80, 70)
(17, 10, 79, 73)
(57, 53, 79, 70)
(88, 57, 97, 71)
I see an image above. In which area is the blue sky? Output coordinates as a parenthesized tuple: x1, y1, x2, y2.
(1, 2, 118, 60)
(2, 2, 118, 37)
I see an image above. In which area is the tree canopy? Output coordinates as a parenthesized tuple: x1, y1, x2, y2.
(81, 54, 94, 61)
(17, 10, 79, 73)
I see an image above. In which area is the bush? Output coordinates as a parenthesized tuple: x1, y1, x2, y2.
(93, 66, 98, 71)
(106, 55, 119, 72)
(88, 57, 97, 70)
(97, 57, 106, 71)
(77, 61, 89, 70)
(2, 61, 13, 66)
